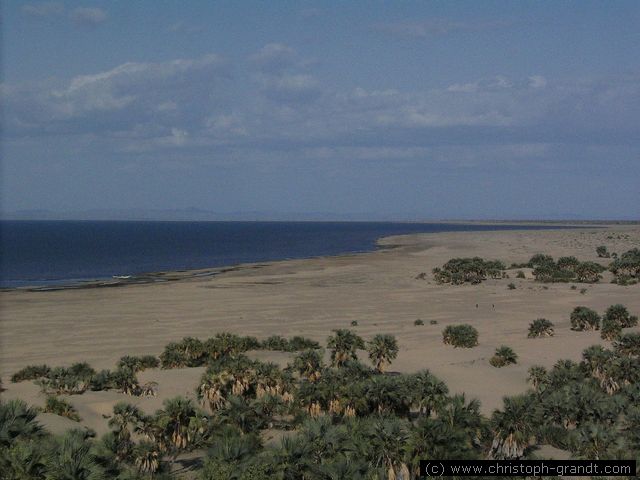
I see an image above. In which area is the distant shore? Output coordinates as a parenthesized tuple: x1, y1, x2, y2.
(1, 220, 613, 292)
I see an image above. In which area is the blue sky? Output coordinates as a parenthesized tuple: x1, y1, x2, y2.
(2, 1, 639, 219)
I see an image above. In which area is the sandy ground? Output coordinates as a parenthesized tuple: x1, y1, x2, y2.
(1, 225, 639, 437)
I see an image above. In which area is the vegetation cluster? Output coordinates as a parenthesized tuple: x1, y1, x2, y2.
(432, 257, 506, 285)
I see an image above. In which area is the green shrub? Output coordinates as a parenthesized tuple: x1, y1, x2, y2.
(613, 333, 640, 357)
(516, 271, 526, 279)
(442, 324, 478, 348)
(528, 319, 555, 338)
(433, 257, 506, 285)
(351, 320, 359, 327)
(601, 316, 623, 340)
(609, 248, 640, 282)
(11, 364, 51, 383)
(160, 342, 188, 369)
(261, 335, 290, 351)
(287, 336, 321, 351)
(43, 396, 81, 422)
(430, 320, 438, 325)
(557, 256, 580, 272)
(596, 246, 610, 258)
(570, 306, 600, 331)
(414, 319, 424, 326)
(489, 346, 518, 367)
(507, 283, 516, 290)
(117, 355, 159, 372)
(574, 262, 605, 283)
(89, 369, 114, 391)
(603, 304, 638, 328)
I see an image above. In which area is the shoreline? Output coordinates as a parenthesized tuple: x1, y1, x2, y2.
(0, 221, 608, 292)
(2, 223, 638, 419)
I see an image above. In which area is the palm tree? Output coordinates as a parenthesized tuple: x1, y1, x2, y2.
(0, 399, 44, 448)
(297, 416, 350, 465)
(489, 394, 538, 459)
(108, 402, 143, 460)
(527, 366, 548, 393)
(327, 329, 365, 367)
(156, 396, 199, 451)
(44, 429, 105, 480)
(198, 370, 234, 411)
(409, 370, 449, 416)
(436, 394, 484, 442)
(405, 416, 478, 476)
(1, 438, 48, 479)
(581, 345, 612, 380)
(291, 349, 324, 382)
(613, 332, 640, 357)
(365, 376, 411, 416)
(134, 414, 167, 454)
(133, 440, 161, 474)
(569, 422, 623, 460)
(366, 334, 399, 373)
(179, 336, 205, 366)
(363, 417, 411, 480)
(570, 306, 600, 331)
(220, 396, 266, 434)
(489, 346, 518, 368)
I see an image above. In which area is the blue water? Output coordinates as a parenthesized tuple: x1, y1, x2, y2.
(1, 220, 564, 288)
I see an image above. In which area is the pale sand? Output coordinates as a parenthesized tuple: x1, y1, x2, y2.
(1, 225, 639, 436)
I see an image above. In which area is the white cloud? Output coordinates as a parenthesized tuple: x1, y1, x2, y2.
(529, 75, 547, 88)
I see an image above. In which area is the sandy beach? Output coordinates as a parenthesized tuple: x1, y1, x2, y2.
(2, 225, 639, 436)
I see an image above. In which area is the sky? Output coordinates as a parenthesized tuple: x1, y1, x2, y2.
(2, 1, 640, 220)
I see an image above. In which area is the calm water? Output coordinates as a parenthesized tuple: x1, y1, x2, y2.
(1, 220, 563, 288)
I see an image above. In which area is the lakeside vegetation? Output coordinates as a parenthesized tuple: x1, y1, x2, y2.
(3, 299, 639, 479)
(426, 248, 640, 286)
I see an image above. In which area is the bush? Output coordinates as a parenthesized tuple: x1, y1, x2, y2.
(601, 316, 622, 341)
(609, 248, 640, 281)
(570, 306, 600, 331)
(489, 346, 518, 367)
(528, 254, 555, 268)
(11, 364, 51, 383)
(507, 283, 516, 290)
(528, 319, 555, 338)
(574, 262, 605, 283)
(89, 370, 114, 391)
(351, 320, 359, 327)
(557, 256, 580, 272)
(603, 304, 638, 329)
(43, 396, 81, 422)
(432, 257, 506, 285)
(516, 271, 526, 279)
(287, 336, 321, 351)
(442, 325, 478, 348)
(117, 355, 159, 372)
(414, 319, 424, 326)
(596, 246, 610, 258)
(613, 333, 640, 357)
(430, 320, 438, 325)
(528, 254, 604, 284)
